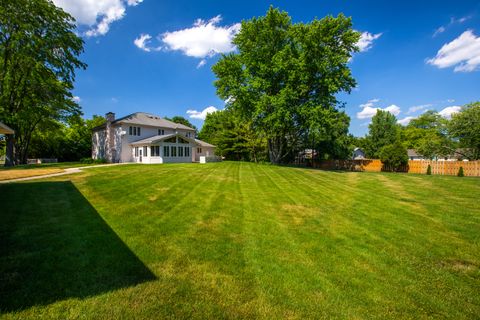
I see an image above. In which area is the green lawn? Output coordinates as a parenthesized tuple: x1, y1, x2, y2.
(0, 161, 90, 171)
(1, 162, 479, 319)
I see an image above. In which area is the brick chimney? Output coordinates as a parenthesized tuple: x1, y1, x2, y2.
(106, 112, 115, 122)
(105, 112, 115, 162)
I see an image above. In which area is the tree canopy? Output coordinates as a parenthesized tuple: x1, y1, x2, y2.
(449, 102, 480, 159)
(199, 109, 267, 162)
(364, 110, 399, 158)
(212, 7, 359, 164)
(164, 116, 197, 131)
(0, 0, 85, 165)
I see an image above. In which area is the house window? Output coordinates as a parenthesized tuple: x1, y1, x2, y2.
(163, 146, 169, 157)
(186, 132, 191, 138)
(197, 147, 202, 154)
(171, 146, 177, 157)
(185, 147, 190, 157)
(133, 127, 137, 135)
(165, 136, 176, 143)
(143, 146, 148, 157)
(135, 147, 139, 157)
(138, 127, 141, 136)
(158, 129, 165, 135)
(129, 126, 133, 135)
(151, 146, 160, 157)
(178, 146, 183, 157)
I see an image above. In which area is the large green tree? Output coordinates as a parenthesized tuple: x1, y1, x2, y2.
(199, 109, 267, 162)
(212, 7, 359, 164)
(449, 102, 480, 159)
(0, 0, 85, 165)
(365, 110, 399, 158)
(400, 110, 454, 159)
(28, 115, 105, 161)
(164, 115, 197, 131)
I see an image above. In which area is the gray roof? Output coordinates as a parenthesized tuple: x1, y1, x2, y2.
(94, 112, 195, 131)
(130, 134, 178, 145)
(195, 139, 215, 147)
(407, 149, 421, 157)
(130, 133, 215, 148)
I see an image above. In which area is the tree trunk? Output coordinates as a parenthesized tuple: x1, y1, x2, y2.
(268, 136, 283, 164)
(4, 134, 15, 167)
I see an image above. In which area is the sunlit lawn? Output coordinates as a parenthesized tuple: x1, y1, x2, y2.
(1, 162, 479, 319)
(0, 162, 99, 181)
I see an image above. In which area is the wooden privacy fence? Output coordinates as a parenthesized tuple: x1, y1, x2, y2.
(312, 159, 480, 177)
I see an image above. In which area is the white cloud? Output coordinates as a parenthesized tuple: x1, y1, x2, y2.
(134, 34, 155, 52)
(72, 96, 81, 103)
(397, 116, 415, 126)
(52, 0, 142, 37)
(196, 59, 207, 69)
(357, 99, 401, 119)
(427, 30, 480, 72)
(433, 26, 446, 37)
(359, 98, 380, 109)
(438, 106, 461, 119)
(407, 104, 433, 114)
(384, 104, 401, 116)
(357, 32, 382, 52)
(224, 96, 236, 105)
(433, 16, 471, 37)
(186, 106, 219, 120)
(126, 0, 143, 5)
(161, 15, 240, 58)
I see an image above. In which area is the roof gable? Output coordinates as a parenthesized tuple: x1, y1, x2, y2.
(114, 112, 195, 131)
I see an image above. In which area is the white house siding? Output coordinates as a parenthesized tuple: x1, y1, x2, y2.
(131, 141, 194, 164)
(119, 125, 194, 163)
(194, 146, 215, 162)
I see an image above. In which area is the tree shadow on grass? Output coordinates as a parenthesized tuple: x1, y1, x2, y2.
(0, 181, 156, 313)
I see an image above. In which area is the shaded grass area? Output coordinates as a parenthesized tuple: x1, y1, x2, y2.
(1, 162, 479, 319)
(0, 181, 156, 314)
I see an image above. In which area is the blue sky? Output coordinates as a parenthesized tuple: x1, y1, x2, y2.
(53, 0, 480, 136)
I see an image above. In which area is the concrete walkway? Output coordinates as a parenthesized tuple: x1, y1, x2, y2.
(0, 163, 125, 184)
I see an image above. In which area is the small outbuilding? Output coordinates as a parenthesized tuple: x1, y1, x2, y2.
(0, 122, 14, 135)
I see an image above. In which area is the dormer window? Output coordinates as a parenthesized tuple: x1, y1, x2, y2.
(130, 126, 141, 136)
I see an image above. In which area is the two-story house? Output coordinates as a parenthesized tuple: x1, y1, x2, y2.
(92, 112, 215, 163)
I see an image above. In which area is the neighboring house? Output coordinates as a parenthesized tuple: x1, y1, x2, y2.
(92, 112, 215, 163)
(408, 148, 471, 161)
(407, 149, 424, 161)
(352, 147, 365, 160)
(0, 122, 14, 135)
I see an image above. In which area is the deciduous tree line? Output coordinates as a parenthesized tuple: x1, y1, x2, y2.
(354, 102, 480, 170)
(2, 2, 478, 166)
